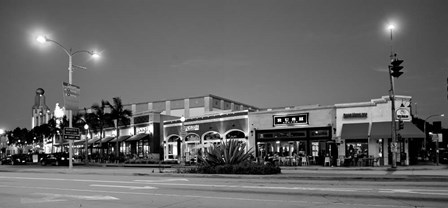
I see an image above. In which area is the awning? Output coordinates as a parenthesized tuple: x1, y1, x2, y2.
(87, 137, 101, 144)
(371, 122, 425, 139)
(109, 135, 131, 143)
(341, 123, 369, 139)
(126, 133, 150, 142)
(101, 136, 115, 143)
(74, 138, 87, 145)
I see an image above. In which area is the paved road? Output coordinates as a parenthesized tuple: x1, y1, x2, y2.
(1, 171, 447, 208)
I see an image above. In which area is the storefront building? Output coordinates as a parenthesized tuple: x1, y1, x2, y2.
(163, 111, 250, 162)
(248, 105, 336, 166)
(336, 95, 424, 166)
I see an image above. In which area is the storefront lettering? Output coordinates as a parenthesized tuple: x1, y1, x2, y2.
(184, 125, 199, 131)
(136, 127, 149, 134)
(273, 113, 309, 126)
(343, 113, 367, 119)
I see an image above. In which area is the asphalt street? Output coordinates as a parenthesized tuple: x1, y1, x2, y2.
(1, 165, 448, 208)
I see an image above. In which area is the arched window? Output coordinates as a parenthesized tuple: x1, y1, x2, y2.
(203, 132, 221, 141)
(168, 136, 180, 143)
(185, 134, 200, 142)
(226, 130, 246, 139)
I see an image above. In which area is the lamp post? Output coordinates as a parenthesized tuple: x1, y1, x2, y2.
(37, 35, 99, 169)
(423, 114, 444, 162)
(84, 124, 89, 165)
(0, 129, 5, 159)
(180, 116, 186, 165)
(386, 23, 398, 168)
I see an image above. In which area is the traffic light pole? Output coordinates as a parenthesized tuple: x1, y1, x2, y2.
(388, 65, 398, 169)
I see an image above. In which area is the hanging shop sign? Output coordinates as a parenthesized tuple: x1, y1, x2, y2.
(343, 113, 367, 119)
(396, 108, 411, 121)
(273, 113, 309, 127)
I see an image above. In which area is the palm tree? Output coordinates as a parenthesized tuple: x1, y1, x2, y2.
(106, 97, 132, 158)
(74, 109, 100, 164)
(91, 100, 109, 161)
(46, 116, 68, 152)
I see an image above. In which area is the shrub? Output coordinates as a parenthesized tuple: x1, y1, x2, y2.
(199, 139, 254, 166)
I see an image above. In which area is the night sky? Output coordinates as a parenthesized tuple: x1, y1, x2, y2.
(1, 0, 447, 130)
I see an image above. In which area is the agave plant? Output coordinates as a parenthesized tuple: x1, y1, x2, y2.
(200, 139, 254, 166)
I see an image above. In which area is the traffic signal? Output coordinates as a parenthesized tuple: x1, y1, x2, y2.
(398, 119, 404, 130)
(390, 56, 404, 78)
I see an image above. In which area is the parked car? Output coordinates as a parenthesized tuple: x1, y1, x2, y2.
(40, 152, 73, 166)
(0, 154, 28, 165)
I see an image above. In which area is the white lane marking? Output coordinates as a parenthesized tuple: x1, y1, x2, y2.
(134, 178, 189, 182)
(1, 184, 412, 208)
(90, 184, 157, 189)
(0, 176, 186, 185)
(21, 193, 119, 204)
(379, 189, 448, 196)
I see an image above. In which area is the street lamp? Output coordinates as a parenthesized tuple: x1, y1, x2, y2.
(84, 124, 89, 165)
(180, 116, 186, 165)
(37, 35, 99, 169)
(0, 129, 5, 158)
(423, 114, 444, 162)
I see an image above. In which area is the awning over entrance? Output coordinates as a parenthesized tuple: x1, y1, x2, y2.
(101, 136, 115, 143)
(341, 123, 369, 139)
(74, 138, 86, 145)
(371, 122, 425, 139)
(87, 137, 101, 144)
(109, 135, 131, 143)
(126, 133, 150, 142)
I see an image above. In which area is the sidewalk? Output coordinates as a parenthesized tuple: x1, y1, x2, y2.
(1, 163, 447, 181)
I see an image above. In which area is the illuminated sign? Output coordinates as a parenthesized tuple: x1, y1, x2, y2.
(396, 108, 411, 121)
(185, 125, 199, 131)
(136, 126, 150, 134)
(273, 113, 309, 126)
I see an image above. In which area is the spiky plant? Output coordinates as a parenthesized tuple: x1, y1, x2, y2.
(200, 139, 254, 166)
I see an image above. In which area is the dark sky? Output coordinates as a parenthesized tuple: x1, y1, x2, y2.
(1, 0, 447, 130)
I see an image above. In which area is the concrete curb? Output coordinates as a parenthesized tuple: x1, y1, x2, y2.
(1, 165, 448, 182)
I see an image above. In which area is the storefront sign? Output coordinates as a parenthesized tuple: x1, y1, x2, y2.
(343, 113, 367, 119)
(185, 125, 199, 131)
(136, 126, 149, 134)
(396, 108, 411, 121)
(273, 113, 308, 126)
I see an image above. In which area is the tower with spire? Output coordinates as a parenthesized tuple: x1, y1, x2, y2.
(31, 88, 52, 128)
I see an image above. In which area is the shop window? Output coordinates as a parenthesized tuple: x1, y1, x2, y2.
(275, 132, 290, 138)
(185, 134, 200, 142)
(346, 140, 368, 158)
(204, 132, 221, 141)
(310, 130, 329, 137)
(259, 133, 273, 139)
(226, 131, 245, 139)
(168, 136, 180, 143)
(291, 131, 307, 138)
(312, 142, 319, 157)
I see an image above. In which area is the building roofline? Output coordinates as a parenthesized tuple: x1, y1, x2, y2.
(122, 94, 260, 109)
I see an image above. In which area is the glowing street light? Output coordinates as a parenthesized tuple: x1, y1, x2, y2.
(37, 34, 100, 169)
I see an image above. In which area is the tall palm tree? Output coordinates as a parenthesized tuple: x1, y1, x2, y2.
(91, 100, 109, 161)
(106, 97, 132, 158)
(46, 116, 68, 152)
